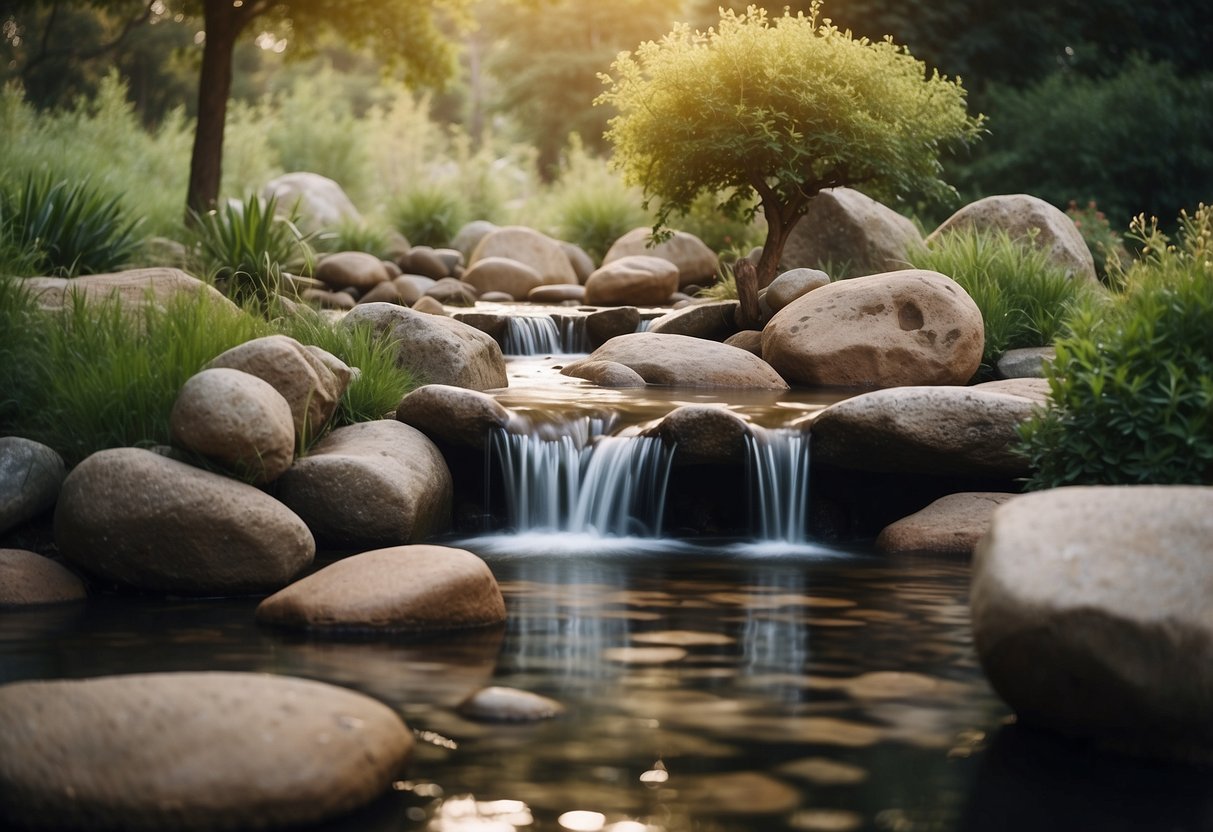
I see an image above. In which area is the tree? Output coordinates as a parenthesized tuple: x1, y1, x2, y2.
(598, 3, 982, 321)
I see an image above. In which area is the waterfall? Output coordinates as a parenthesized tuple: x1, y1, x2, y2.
(634, 318, 653, 333)
(502, 316, 588, 355)
(745, 427, 811, 544)
(490, 421, 673, 537)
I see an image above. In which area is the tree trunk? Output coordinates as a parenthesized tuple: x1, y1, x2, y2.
(755, 215, 799, 290)
(185, 0, 248, 220)
(734, 258, 762, 330)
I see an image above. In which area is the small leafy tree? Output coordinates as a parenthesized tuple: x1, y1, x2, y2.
(598, 3, 982, 322)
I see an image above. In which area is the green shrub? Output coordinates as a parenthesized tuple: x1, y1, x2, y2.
(907, 228, 1100, 377)
(388, 184, 468, 248)
(1019, 206, 1213, 487)
(0, 173, 143, 277)
(1066, 199, 1130, 288)
(190, 194, 315, 309)
(666, 190, 765, 257)
(312, 218, 397, 260)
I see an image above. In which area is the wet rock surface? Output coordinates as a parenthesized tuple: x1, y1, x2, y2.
(0, 437, 65, 535)
(563, 332, 788, 390)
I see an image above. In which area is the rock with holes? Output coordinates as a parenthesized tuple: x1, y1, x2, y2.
(972, 486, 1213, 759)
(0, 672, 412, 830)
(811, 386, 1035, 477)
(341, 303, 507, 391)
(603, 228, 719, 288)
(563, 332, 787, 390)
(648, 300, 739, 340)
(257, 545, 505, 632)
(0, 549, 86, 606)
(779, 187, 923, 278)
(262, 171, 362, 232)
(929, 194, 1098, 282)
(468, 226, 578, 285)
(762, 269, 984, 387)
(876, 492, 1017, 556)
(275, 420, 452, 547)
(0, 438, 66, 535)
(396, 384, 510, 449)
(463, 256, 543, 300)
(584, 255, 680, 306)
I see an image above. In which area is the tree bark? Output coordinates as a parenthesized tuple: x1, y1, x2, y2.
(734, 258, 762, 330)
(185, 0, 249, 219)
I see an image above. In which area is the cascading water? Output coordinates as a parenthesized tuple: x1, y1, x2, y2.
(502, 316, 589, 355)
(745, 427, 811, 544)
(489, 418, 673, 538)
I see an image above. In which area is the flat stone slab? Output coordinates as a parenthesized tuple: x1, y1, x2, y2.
(0, 672, 412, 830)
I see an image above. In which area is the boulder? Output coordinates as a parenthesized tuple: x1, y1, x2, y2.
(206, 335, 350, 441)
(0, 437, 66, 535)
(169, 368, 296, 484)
(0, 549, 86, 606)
(0, 672, 411, 830)
(603, 227, 718, 288)
(469, 226, 577, 285)
(394, 275, 435, 304)
(972, 486, 1213, 759)
(411, 295, 447, 315)
(458, 687, 565, 722)
(648, 300, 738, 340)
(563, 333, 788, 390)
(564, 360, 647, 388)
(584, 255, 680, 306)
(356, 281, 404, 305)
(397, 246, 451, 281)
(432, 248, 464, 274)
(929, 194, 1098, 282)
(997, 346, 1056, 379)
(274, 420, 452, 548)
(257, 545, 505, 632)
(653, 406, 750, 465)
(23, 268, 236, 316)
(315, 252, 389, 293)
(528, 284, 586, 304)
(811, 386, 1036, 477)
(876, 492, 1017, 556)
(765, 268, 830, 312)
(425, 277, 478, 307)
(560, 242, 597, 283)
(478, 290, 516, 303)
(973, 377, 1051, 403)
(341, 303, 507, 391)
(450, 220, 499, 260)
(396, 384, 511, 449)
(55, 448, 313, 595)
(586, 306, 640, 347)
(382, 259, 403, 278)
(302, 288, 356, 310)
(724, 329, 763, 356)
(779, 187, 923, 278)
(262, 171, 362, 232)
(462, 256, 543, 299)
(762, 269, 984, 387)
(450, 311, 509, 344)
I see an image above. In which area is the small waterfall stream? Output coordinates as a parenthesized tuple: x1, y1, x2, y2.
(502, 316, 588, 355)
(489, 419, 673, 537)
(745, 427, 812, 544)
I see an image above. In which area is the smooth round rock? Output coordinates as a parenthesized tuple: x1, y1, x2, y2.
(263, 172, 363, 232)
(766, 268, 831, 312)
(24, 268, 237, 316)
(397, 246, 451, 281)
(723, 329, 763, 356)
(876, 492, 1017, 556)
(779, 187, 923, 278)
(425, 277, 478, 307)
(0, 437, 66, 535)
(972, 486, 1213, 759)
(0, 549, 86, 606)
(54, 448, 314, 595)
(463, 256, 543, 300)
(0, 672, 412, 830)
(357, 281, 404, 305)
(562, 360, 647, 388)
(585, 255, 680, 306)
(395, 384, 511, 449)
(654, 406, 750, 465)
(457, 686, 565, 722)
(562, 332, 787, 390)
(603, 227, 718, 288)
(528, 284, 586, 304)
(469, 226, 578, 285)
(170, 368, 296, 484)
(997, 346, 1056, 379)
(257, 545, 506, 633)
(316, 252, 390, 292)
(647, 300, 739, 340)
(450, 220, 499, 260)
(585, 306, 640, 347)
(411, 295, 447, 315)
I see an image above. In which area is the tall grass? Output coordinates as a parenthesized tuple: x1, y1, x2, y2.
(907, 228, 1102, 376)
(389, 184, 469, 248)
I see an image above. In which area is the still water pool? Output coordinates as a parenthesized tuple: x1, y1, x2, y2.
(2, 544, 1209, 832)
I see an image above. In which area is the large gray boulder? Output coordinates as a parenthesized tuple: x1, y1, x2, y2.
(206, 335, 351, 441)
(762, 269, 984, 388)
(275, 420, 452, 548)
(562, 332, 788, 390)
(0, 672, 412, 830)
(341, 303, 507, 391)
(779, 188, 923, 278)
(468, 226, 578, 285)
(169, 368, 296, 484)
(972, 486, 1213, 759)
(262, 171, 363, 232)
(55, 448, 314, 595)
(257, 545, 506, 633)
(929, 194, 1098, 282)
(811, 386, 1036, 477)
(0, 437, 65, 535)
(603, 227, 719, 288)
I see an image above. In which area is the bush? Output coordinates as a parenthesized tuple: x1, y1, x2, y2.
(312, 219, 397, 260)
(667, 190, 765, 258)
(388, 184, 468, 249)
(0, 173, 143, 277)
(907, 228, 1100, 377)
(1066, 199, 1130, 288)
(1019, 206, 1213, 487)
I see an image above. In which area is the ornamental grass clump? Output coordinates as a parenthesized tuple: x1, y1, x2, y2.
(907, 228, 1100, 377)
(598, 2, 982, 326)
(1019, 206, 1213, 487)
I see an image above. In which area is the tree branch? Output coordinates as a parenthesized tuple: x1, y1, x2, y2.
(22, 0, 158, 76)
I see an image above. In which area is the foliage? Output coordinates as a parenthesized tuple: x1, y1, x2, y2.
(1019, 206, 1213, 487)
(1066, 200, 1130, 288)
(0, 172, 143, 277)
(599, 3, 982, 289)
(907, 228, 1100, 378)
(668, 190, 765, 257)
(312, 218, 396, 260)
(389, 183, 468, 249)
(189, 193, 314, 308)
(950, 60, 1213, 232)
